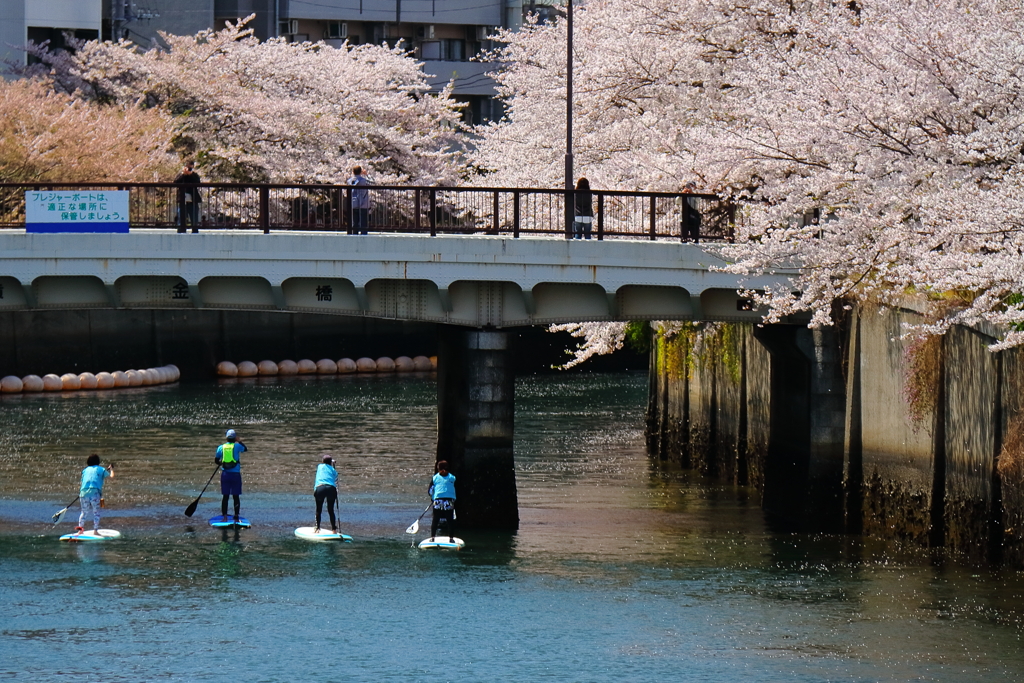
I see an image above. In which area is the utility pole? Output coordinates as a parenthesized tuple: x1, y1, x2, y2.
(111, 0, 126, 41)
(564, 0, 574, 238)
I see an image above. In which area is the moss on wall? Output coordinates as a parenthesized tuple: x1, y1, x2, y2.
(647, 306, 1024, 566)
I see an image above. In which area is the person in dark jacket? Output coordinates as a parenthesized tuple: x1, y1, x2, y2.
(573, 177, 593, 239)
(174, 161, 202, 231)
(683, 181, 702, 241)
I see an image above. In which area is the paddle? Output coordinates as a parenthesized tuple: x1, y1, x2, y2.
(51, 496, 80, 526)
(335, 494, 341, 534)
(184, 464, 221, 517)
(405, 504, 432, 535)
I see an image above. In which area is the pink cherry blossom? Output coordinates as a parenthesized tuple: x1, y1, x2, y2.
(478, 0, 1024, 351)
(0, 77, 176, 182)
(32, 16, 466, 185)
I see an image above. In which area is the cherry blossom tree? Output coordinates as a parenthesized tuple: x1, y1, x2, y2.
(470, 0, 715, 191)
(549, 322, 629, 368)
(711, 0, 1024, 348)
(476, 0, 1024, 351)
(30, 17, 465, 184)
(0, 77, 175, 183)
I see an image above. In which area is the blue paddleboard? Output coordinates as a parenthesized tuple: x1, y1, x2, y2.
(418, 536, 465, 550)
(294, 526, 352, 542)
(209, 515, 251, 528)
(60, 529, 121, 542)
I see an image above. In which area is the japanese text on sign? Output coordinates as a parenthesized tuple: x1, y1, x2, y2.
(25, 191, 130, 233)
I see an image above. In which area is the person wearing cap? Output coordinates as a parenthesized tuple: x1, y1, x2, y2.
(313, 454, 339, 533)
(76, 454, 114, 534)
(215, 429, 247, 522)
(428, 460, 456, 543)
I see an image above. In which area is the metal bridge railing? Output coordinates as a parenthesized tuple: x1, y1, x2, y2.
(0, 182, 735, 242)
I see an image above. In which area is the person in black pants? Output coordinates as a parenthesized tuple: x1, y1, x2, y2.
(313, 454, 339, 533)
(174, 160, 202, 232)
(683, 181, 702, 241)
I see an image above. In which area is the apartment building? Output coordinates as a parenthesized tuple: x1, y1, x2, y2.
(2, 0, 528, 122)
(267, 0, 522, 123)
(0, 0, 102, 70)
(128, 0, 524, 123)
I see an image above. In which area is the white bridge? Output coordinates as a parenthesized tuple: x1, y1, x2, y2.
(0, 232, 793, 327)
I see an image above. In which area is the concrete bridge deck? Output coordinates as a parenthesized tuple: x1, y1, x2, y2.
(0, 231, 793, 327)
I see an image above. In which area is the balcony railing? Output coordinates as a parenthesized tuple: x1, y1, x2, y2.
(0, 182, 735, 242)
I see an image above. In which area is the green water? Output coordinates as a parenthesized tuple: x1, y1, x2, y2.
(1, 372, 1023, 682)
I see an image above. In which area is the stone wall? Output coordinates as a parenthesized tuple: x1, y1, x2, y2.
(847, 306, 938, 546)
(647, 307, 1024, 565)
(647, 325, 770, 495)
(999, 351, 1024, 565)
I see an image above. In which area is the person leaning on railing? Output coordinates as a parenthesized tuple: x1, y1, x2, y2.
(683, 181, 702, 241)
(347, 166, 371, 235)
(174, 161, 203, 232)
(573, 177, 593, 240)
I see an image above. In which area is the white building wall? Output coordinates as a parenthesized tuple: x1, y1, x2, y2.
(0, 0, 101, 71)
(25, 0, 102, 28)
(0, 0, 28, 71)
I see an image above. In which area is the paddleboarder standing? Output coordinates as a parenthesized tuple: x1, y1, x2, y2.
(429, 460, 456, 543)
(215, 429, 246, 522)
(313, 454, 339, 533)
(76, 454, 113, 534)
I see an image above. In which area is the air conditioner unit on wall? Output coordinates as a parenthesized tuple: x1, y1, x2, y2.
(279, 19, 299, 35)
(328, 22, 347, 39)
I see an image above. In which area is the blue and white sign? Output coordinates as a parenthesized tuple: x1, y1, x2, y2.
(25, 191, 130, 233)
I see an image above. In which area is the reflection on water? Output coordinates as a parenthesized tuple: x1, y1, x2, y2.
(2, 372, 1024, 682)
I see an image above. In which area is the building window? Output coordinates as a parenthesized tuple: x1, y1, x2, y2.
(327, 22, 347, 39)
(446, 40, 466, 61)
(421, 41, 441, 60)
(455, 96, 505, 126)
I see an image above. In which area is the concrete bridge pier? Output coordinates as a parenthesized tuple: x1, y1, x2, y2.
(436, 327, 519, 530)
(754, 325, 846, 532)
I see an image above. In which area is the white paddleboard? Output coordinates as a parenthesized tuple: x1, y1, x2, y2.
(60, 529, 121, 542)
(418, 536, 465, 550)
(209, 515, 251, 529)
(294, 527, 352, 542)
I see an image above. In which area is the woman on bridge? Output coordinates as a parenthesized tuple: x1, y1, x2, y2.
(573, 177, 593, 239)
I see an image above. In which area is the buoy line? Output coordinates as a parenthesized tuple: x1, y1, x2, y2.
(1, 365, 181, 393)
(216, 356, 436, 377)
